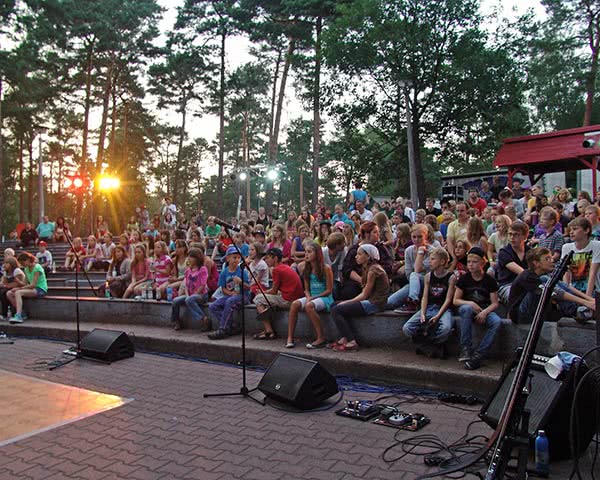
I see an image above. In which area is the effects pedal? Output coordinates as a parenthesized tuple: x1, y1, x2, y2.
(335, 400, 381, 421)
(373, 407, 430, 431)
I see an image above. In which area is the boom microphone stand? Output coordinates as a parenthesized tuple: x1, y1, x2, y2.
(204, 221, 269, 406)
(49, 233, 100, 370)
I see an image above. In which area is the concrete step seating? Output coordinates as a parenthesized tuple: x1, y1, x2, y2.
(19, 295, 596, 362)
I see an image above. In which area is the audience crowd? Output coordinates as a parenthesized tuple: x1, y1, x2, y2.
(2, 182, 599, 370)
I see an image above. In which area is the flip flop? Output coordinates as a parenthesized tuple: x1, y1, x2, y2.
(306, 341, 326, 349)
(285, 342, 295, 348)
(333, 343, 359, 352)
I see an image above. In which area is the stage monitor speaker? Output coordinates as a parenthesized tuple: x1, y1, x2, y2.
(258, 353, 338, 410)
(80, 328, 135, 363)
(480, 362, 598, 460)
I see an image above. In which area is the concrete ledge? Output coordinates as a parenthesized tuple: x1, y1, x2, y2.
(21, 296, 592, 360)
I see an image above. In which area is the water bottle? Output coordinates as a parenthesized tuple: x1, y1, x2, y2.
(535, 430, 549, 474)
(152, 282, 157, 300)
(112, 268, 117, 278)
(104, 281, 111, 299)
(7, 308, 12, 320)
(52, 261, 56, 274)
(144, 284, 149, 300)
(166, 287, 173, 302)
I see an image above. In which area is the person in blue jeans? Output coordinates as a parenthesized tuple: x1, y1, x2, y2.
(171, 248, 209, 331)
(508, 247, 595, 324)
(402, 248, 456, 358)
(386, 224, 432, 314)
(453, 246, 501, 370)
(208, 246, 250, 339)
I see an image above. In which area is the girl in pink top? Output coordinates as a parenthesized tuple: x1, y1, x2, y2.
(151, 241, 173, 297)
(171, 248, 209, 331)
(125, 245, 151, 298)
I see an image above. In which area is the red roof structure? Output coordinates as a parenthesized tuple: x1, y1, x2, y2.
(493, 125, 600, 192)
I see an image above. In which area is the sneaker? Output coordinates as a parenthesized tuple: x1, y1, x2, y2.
(208, 329, 230, 340)
(9, 313, 24, 324)
(575, 306, 594, 324)
(465, 353, 483, 370)
(21, 313, 28, 320)
(0, 315, 5, 322)
(458, 347, 472, 362)
(394, 300, 419, 315)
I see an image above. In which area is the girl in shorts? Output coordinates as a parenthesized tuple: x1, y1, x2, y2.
(285, 241, 333, 349)
(7, 252, 48, 323)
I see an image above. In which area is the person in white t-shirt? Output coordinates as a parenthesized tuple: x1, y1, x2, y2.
(35, 241, 53, 273)
(561, 217, 600, 297)
(355, 201, 374, 221)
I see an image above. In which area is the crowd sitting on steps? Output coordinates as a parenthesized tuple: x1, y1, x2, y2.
(1, 182, 599, 370)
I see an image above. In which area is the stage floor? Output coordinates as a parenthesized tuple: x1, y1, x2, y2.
(0, 369, 130, 446)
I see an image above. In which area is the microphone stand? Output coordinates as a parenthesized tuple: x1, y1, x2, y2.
(204, 223, 268, 406)
(49, 233, 100, 370)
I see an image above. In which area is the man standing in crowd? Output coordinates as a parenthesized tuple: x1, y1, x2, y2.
(446, 202, 469, 257)
(467, 188, 487, 215)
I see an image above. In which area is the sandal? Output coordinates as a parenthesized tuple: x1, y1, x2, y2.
(253, 330, 277, 340)
(333, 343, 359, 352)
(306, 341, 327, 349)
(285, 341, 295, 348)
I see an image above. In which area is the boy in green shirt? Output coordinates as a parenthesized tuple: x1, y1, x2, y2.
(7, 252, 48, 323)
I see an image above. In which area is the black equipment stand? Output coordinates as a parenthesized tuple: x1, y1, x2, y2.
(49, 233, 100, 370)
(203, 224, 265, 406)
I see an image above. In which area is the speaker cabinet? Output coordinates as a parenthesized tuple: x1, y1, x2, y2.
(258, 354, 338, 410)
(80, 329, 135, 363)
(480, 362, 598, 460)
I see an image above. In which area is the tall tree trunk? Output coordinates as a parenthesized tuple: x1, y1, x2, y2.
(78, 40, 95, 231)
(243, 113, 251, 214)
(174, 94, 188, 204)
(0, 76, 3, 234)
(109, 80, 118, 167)
(311, 16, 322, 211)
(269, 49, 282, 141)
(266, 37, 295, 214)
(95, 57, 115, 172)
(411, 106, 425, 207)
(216, 29, 226, 217)
(299, 170, 304, 210)
(28, 140, 34, 221)
(19, 137, 24, 223)
(583, 35, 600, 126)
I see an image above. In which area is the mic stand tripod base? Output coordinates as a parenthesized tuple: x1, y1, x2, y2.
(204, 386, 265, 406)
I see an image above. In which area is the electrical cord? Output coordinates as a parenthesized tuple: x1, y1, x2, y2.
(264, 389, 344, 413)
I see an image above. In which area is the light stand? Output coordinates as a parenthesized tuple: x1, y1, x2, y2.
(203, 224, 267, 406)
(49, 232, 100, 370)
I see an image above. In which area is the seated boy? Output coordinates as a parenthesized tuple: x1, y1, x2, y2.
(508, 247, 595, 324)
(35, 241, 53, 274)
(207, 246, 250, 339)
(453, 247, 501, 370)
(402, 248, 455, 358)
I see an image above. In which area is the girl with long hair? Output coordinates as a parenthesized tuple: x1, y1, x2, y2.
(290, 222, 310, 264)
(267, 224, 292, 265)
(151, 241, 174, 299)
(125, 245, 151, 298)
(286, 241, 333, 349)
(171, 248, 209, 331)
(100, 246, 131, 298)
(159, 239, 188, 299)
(7, 252, 48, 323)
(0, 257, 26, 319)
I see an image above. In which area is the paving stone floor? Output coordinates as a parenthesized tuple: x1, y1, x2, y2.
(0, 338, 596, 479)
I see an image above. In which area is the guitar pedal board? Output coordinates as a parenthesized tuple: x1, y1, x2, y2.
(336, 402, 430, 431)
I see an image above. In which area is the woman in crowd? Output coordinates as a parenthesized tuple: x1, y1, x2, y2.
(290, 222, 310, 265)
(552, 187, 574, 216)
(286, 241, 333, 349)
(487, 214, 511, 266)
(329, 244, 389, 351)
(160, 239, 188, 298)
(300, 208, 313, 229)
(124, 245, 152, 298)
(95, 215, 109, 239)
(248, 242, 269, 297)
(449, 239, 469, 277)
(129, 230, 142, 257)
(82, 235, 103, 271)
(142, 231, 155, 256)
(439, 210, 455, 241)
(374, 212, 394, 254)
(342, 222, 358, 247)
(54, 216, 71, 242)
(0, 257, 26, 320)
(285, 210, 298, 239)
(99, 246, 131, 298)
(151, 241, 174, 299)
(126, 215, 139, 234)
(171, 248, 209, 331)
(315, 220, 331, 247)
(424, 214, 443, 245)
(7, 252, 48, 323)
(466, 217, 488, 254)
(267, 224, 292, 265)
(118, 233, 130, 253)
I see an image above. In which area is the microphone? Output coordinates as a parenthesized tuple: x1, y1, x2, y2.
(213, 218, 241, 232)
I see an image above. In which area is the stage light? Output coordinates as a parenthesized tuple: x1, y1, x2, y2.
(63, 178, 73, 189)
(73, 177, 84, 188)
(266, 169, 278, 181)
(98, 176, 120, 191)
(239, 172, 248, 181)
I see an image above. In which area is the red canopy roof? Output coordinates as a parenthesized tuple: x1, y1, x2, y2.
(493, 125, 600, 175)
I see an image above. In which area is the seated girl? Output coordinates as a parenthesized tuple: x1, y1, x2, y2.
(286, 241, 333, 349)
(82, 236, 102, 271)
(7, 252, 48, 323)
(329, 244, 389, 352)
(248, 242, 269, 297)
(124, 245, 151, 298)
(98, 246, 131, 298)
(171, 248, 209, 331)
(0, 257, 26, 320)
(151, 241, 174, 300)
(159, 239, 188, 299)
